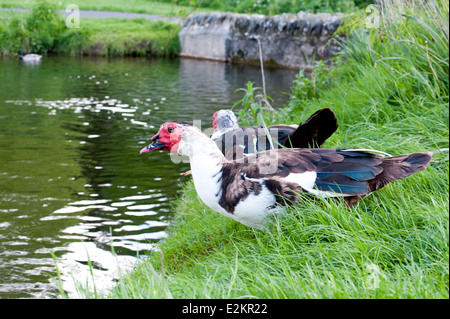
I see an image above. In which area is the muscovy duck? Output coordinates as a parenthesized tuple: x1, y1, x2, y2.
(141, 121, 432, 230)
(211, 109, 239, 140)
(211, 108, 338, 160)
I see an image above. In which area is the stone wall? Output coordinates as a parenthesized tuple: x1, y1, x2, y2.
(178, 12, 344, 69)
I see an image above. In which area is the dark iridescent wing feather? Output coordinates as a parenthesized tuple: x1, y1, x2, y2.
(282, 108, 338, 148)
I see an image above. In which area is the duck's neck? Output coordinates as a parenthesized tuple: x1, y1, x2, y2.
(188, 131, 225, 174)
(211, 126, 235, 141)
(186, 131, 227, 209)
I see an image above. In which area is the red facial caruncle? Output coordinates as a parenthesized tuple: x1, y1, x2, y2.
(212, 112, 219, 132)
(140, 122, 183, 154)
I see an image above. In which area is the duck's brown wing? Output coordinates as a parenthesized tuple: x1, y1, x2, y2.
(236, 148, 431, 198)
(217, 148, 431, 212)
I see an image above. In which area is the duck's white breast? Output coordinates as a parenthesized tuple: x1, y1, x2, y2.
(232, 185, 282, 229)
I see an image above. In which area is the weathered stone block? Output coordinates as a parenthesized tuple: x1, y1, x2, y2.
(178, 11, 344, 69)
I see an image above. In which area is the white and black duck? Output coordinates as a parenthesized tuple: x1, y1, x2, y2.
(140, 121, 432, 230)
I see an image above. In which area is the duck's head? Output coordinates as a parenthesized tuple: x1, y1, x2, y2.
(140, 121, 203, 157)
(212, 109, 238, 135)
(17, 50, 24, 56)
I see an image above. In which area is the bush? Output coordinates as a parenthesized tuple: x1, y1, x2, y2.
(25, 0, 64, 52)
(0, 16, 29, 53)
(0, 0, 89, 55)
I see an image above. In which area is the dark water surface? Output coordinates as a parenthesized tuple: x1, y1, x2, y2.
(0, 56, 297, 298)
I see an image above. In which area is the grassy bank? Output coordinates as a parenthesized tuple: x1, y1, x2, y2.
(0, 0, 211, 16)
(80, 18, 180, 57)
(98, 0, 448, 299)
(157, 0, 374, 15)
(1, 0, 372, 15)
(0, 1, 180, 57)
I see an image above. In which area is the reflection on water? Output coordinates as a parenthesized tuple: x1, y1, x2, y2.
(0, 56, 297, 298)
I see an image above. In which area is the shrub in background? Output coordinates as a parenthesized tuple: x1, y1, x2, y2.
(0, 0, 89, 55)
(25, 0, 64, 52)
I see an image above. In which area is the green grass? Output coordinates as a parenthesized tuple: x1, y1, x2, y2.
(0, 0, 212, 16)
(0, 0, 373, 15)
(80, 18, 180, 57)
(0, 1, 180, 56)
(107, 171, 448, 298)
(158, 0, 374, 15)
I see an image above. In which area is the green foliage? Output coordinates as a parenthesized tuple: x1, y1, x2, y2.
(234, 59, 342, 127)
(241, 0, 449, 147)
(0, 0, 373, 15)
(0, 1, 180, 57)
(290, 60, 337, 104)
(233, 81, 274, 126)
(0, 16, 29, 53)
(82, 18, 180, 57)
(160, 0, 374, 15)
(25, 0, 64, 52)
(0, 0, 214, 15)
(0, 0, 89, 54)
(56, 28, 91, 55)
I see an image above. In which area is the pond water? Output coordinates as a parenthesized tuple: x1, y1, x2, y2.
(0, 56, 297, 298)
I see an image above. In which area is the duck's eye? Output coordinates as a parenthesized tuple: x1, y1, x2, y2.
(168, 127, 174, 133)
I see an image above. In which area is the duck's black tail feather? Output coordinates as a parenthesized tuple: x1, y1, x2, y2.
(283, 108, 338, 148)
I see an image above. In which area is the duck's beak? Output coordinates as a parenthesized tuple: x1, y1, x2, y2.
(140, 135, 164, 154)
